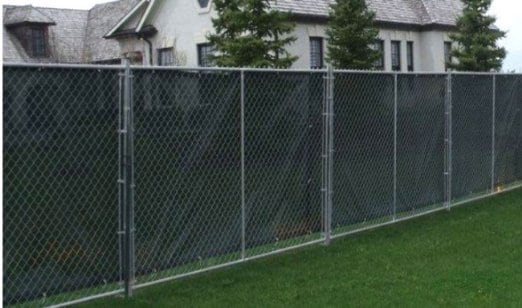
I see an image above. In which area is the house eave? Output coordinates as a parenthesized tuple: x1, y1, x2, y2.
(290, 13, 457, 32)
(104, 0, 148, 38)
(4, 21, 57, 28)
(104, 24, 157, 39)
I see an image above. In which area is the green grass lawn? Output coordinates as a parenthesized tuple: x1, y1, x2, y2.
(82, 188, 522, 307)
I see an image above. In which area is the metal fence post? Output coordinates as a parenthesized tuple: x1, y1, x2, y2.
(491, 74, 496, 192)
(240, 69, 246, 259)
(322, 65, 334, 245)
(328, 65, 334, 245)
(321, 68, 328, 245)
(444, 71, 453, 210)
(120, 58, 136, 297)
(393, 73, 398, 220)
(118, 60, 125, 290)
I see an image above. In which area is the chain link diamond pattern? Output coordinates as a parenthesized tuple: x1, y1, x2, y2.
(451, 74, 494, 201)
(243, 71, 324, 254)
(494, 75, 522, 188)
(333, 73, 395, 233)
(3, 65, 522, 307)
(396, 74, 447, 216)
(3, 66, 121, 306)
(131, 69, 242, 283)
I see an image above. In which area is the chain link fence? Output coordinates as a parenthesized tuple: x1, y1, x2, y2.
(3, 65, 122, 306)
(3, 63, 522, 307)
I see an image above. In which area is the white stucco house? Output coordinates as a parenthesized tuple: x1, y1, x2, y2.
(105, 0, 463, 72)
(3, 0, 463, 72)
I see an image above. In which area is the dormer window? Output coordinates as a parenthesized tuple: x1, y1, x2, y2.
(4, 6, 55, 59)
(197, 0, 210, 9)
(31, 27, 47, 57)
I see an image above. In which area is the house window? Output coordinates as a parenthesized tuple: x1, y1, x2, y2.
(197, 0, 210, 8)
(444, 41, 452, 71)
(31, 27, 46, 57)
(391, 41, 401, 71)
(407, 41, 414, 72)
(372, 40, 384, 70)
(197, 43, 215, 67)
(158, 48, 174, 66)
(309, 37, 324, 69)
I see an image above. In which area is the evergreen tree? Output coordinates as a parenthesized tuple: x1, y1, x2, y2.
(449, 0, 506, 72)
(326, 0, 380, 69)
(208, 0, 297, 68)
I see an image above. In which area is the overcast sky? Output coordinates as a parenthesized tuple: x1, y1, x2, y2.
(3, 0, 522, 71)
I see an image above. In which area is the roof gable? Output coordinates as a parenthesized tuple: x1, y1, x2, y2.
(104, 0, 149, 37)
(85, 0, 142, 62)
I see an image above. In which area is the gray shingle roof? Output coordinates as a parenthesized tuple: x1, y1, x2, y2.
(3, 0, 138, 63)
(272, 0, 463, 26)
(3, 5, 55, 26)
(38, 7, 90, 63)
(3, 26, 29, 62)
(419, 0, 463, 26)
(84, 0, 141, 62)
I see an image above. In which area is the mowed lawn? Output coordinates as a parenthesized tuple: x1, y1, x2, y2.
(83, 188, 522, 307)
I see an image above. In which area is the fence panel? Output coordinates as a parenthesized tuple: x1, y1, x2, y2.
(131, 69, 243, 284)
(494, 75, 522, 188)
(3, 66, 121, 306)
(396, 74, 447, 216)
(3, 65, 522, 307)
(451, 74, 494, 201)
(243, 71, 325, 255)
(333, 73, 395, 233)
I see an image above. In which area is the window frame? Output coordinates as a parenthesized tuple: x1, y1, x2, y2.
(406, 41, 414, 72)
(157, 47, 174, 66)
(197, 43, 215, 67)
(372, 40, 385, 71)
(391, 40, 401, 72)
(444, 41, 452, 71)
(196, 0, 210, 9)
(194, 0, 212, 13)
(30, 27, 47, 58)
(309, 37, 324, 69)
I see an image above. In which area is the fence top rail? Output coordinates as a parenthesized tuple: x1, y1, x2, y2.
(333, 69, 522, 76)
(448, 71, 522, 76)
(3, 62, 125, 70)
(2, 63, 328, 73)
(3, 62, 521, 76)
(131, 65, 329, 73)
